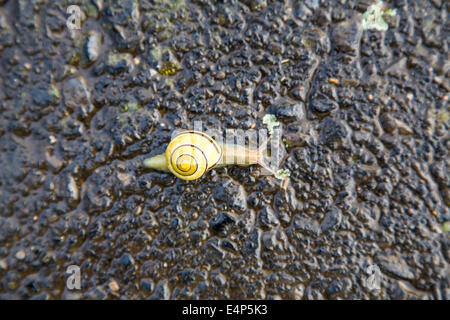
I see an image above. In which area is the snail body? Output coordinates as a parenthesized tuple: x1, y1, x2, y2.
(143, 130, 270, 180)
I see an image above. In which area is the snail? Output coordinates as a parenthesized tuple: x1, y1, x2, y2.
(143, 130, 274, 180)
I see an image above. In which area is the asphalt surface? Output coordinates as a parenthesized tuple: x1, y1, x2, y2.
(0, 0, 448, 299)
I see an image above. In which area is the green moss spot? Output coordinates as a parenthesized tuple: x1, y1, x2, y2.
(362, 1, 397, 31)
(275, 169, 291, 180)
(150, 45, 164, 60)
(159, 62, 180, 75)
(85, 3, 98, 18)
(68, 51, 80, 66)
(122, 102, 141, 113)
(7, 281, 16, 290)
(108, 52, 131, 65)
(442, 221, 450, 233)
(48, 85, 60, 100)
(263, 114, 280, 135)
(64, 65, 78, 77)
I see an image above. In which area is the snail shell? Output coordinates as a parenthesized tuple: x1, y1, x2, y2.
(166, 131, 222, 180)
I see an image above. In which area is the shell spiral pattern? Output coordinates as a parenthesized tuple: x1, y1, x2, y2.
(166, 131, 223, 180)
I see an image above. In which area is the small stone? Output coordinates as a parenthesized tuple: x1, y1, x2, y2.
(85, 31, 102, 62)
(67, 174, 79, 205)
(395, 120, 413, 135)
(380, 113, 396, 133)
(305, 286, 324, 300)
(62, 76, 93, 119)
(210, 212, 236, 232)
(262, 231, 280, 251)
(258, 207, 280, 228)
(85, 287, 107, 300)
(293, 215, 321, 236)
(321, 207, 342, 232)
(31, 87, 53, 107)
(301, 28, 330, 55)
(46, 150, 64, 173)
(215, 71, 226, 80)
(267, 100, 305, 122)
(332, 15, 363, 56)
(251, 0, 267, 11)
(49, 135, 57, 145)
(329, 78, 339, 85)
(108, 280, 119, 292)
(118, 253, 134, 268)
(310, 98, 338, 113)
(16, 250, 26, 260)
(383, 57, 407, 77)
(105, 52, 134, 75)
(283, 131, 308, 148)
(0, 259, 7, 270)
(8, 281, 16, 290)
(320, 118, 348, 147)
(214, 273, 227, 287)
(376, 253, 415, 280)
(140, 278, 154, 292)
(294, 2, 312, 21)
(292, 284, 305, 299)
(212, 180, 247, 212)
(380, 114, 412, 135)
(151, 280, 170, 300)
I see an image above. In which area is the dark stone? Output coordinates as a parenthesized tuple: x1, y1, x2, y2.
(258, 206, 280, 228)
(321, 207, 342, 232)
(150, 280, 170, 300)
(267, 100, 305, 122)
(118, 253, 134, 268)
(212, 180, 247, 212)
(102, 53, 134, 75)
(327, 280, 343, 296)
(332, 15, 363, 57)
(376, 254, 415, 280)
(210, 212, 236, 232)
(310, 98, 338, 113)
(320, 118, 348, 147)
(31, 87, 53, 107)
(243, 229, 261, 255)
(293, 215, 321, 236)
(140, 278, 154, 292)
(62, 77, 93, 120)
(85, 287, 107, 300)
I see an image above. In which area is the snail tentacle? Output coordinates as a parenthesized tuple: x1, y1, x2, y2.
(143, 153, 169, 171)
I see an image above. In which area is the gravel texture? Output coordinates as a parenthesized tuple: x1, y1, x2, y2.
(0, 0, 448, 300)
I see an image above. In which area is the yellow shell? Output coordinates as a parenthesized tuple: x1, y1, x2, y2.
(166, 131, 222, 180)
